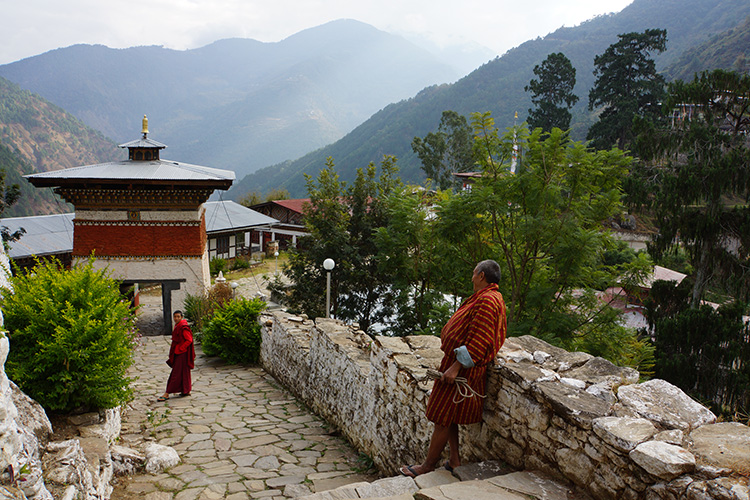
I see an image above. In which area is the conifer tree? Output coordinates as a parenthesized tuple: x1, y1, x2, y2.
(525, 53, 579, 131)
(412, 111, 474, 190)
(588, 29, 667, 150)
(635, 69, 750, 305)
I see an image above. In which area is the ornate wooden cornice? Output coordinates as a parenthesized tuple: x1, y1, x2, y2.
(56, 188, 213, 210)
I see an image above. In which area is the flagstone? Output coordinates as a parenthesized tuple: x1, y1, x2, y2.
(235, 467, 280, 480)
(234, 435, 281, 449)
(243, 480, 267, 492)
(174, 487, 202, 500)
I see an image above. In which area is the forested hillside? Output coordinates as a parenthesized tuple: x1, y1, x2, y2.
(231, 0, 750, 199)
(664, 16, 750, 81)
(0, 77, 116, 216)
(0, 20, 460, 179)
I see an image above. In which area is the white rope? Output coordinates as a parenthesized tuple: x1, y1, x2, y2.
(425, 368, 486, 404)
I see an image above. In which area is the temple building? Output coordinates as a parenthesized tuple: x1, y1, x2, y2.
(25, 116, 235, 331)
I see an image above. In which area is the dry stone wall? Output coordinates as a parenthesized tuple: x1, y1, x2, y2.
(260, 311, 750, 500)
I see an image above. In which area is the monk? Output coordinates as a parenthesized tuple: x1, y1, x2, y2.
(158, 310, 196, 401)
(401, 259, 506, 477)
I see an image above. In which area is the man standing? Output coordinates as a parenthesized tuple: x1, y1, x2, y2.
(158, 310, 195, 401)
(401, 260, 506, 476)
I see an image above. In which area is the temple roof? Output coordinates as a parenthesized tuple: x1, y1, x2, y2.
(25, 159, 235, 188)
(118, 137, 167, 149)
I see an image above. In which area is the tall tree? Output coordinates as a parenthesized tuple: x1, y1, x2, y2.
(412, 111, 475, 190)
(588, 29, 667, 150)
(635, 69, 750, 305)
(436, 112, 651, 350)
(278, 156, 401, 332)
(525, 53, 579, 131)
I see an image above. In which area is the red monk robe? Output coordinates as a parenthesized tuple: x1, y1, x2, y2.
(166, 318, 195, 396)
(425, 283, 506, 426)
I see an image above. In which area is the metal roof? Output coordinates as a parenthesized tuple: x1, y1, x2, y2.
(118, 137, 167, 149)
(204, 201, 278, 233)
(25, 159, 235, 183)
(2, 213, 75, 259)
(1, 201, 278, 259)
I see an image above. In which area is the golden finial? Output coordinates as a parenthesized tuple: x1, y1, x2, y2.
(141, 115, 149, 137)
(514, 111, 518, 120)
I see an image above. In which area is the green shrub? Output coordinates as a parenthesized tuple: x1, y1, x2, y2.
(2, 258, 137, 412)
(231, 257, 251, 270)
(201, 297, 266, 364)
(184, 283, 233, 333)
(209, 257, 227, 276)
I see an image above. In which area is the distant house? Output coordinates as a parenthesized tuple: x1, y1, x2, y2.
(248, 199, 310, 251)
(453, 172, 483, 191)
(203, 201, 277, 260)
(2, 200, 278, 269)
(598, 265, 688, 330)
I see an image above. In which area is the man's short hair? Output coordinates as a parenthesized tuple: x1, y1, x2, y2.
(476, 260, 501, 284)
(174, 310, 183, 316)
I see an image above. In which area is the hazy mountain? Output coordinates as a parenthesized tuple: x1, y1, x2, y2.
(0, 20, 460, 179)
(0, 77, 117, 216)
(399, 34, 497, 75)
(230, 0, 750, 199)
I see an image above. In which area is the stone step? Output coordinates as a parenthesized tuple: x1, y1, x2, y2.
(296, 462, 582, 500)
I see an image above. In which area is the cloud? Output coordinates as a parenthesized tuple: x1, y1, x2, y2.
(0, 0, 633, 64)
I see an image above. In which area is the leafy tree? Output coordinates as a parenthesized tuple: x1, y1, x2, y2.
(436, 112, 651, 351)
(2, 258, 137, 412)
(412, 111, 475, 190)
(634, 69, 750, 305)
(238, 188, 290, 208)
(280, 158, 349, 319)
(588, 29, 667, 150)
(280, 156, 401, 332)
(525, 53, 579, 131)
(374, 187, 465, 336)
(238, 191, 262, 207)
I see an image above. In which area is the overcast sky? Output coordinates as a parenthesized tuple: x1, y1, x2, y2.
(2, 0, 634, 65)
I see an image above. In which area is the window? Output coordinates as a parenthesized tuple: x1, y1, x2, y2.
(216, 235, 229, 256)
(235, 231, 245, 248)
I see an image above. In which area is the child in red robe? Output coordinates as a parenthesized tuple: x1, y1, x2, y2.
(158, 310, 195, 401)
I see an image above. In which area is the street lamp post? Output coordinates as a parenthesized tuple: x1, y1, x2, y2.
(274, 251, 279, 275)
(323, 258, 335, 318)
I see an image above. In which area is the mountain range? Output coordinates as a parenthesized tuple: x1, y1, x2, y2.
(1, 0, 750, 213)
(0, 77, 116, 216)
(230, 0, 750, 198)
(0, 20, 465, 180)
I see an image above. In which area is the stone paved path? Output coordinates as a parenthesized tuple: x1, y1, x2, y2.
(112, 313, 378, 499)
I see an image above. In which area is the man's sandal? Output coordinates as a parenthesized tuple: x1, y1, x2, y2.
(157, 395, 169, 402)
(400, 465, 421, 478)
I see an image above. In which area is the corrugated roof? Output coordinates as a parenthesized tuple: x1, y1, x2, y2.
(25, 159, 235, 182)
(204, 201, 278, 233)
(1, 201, 278, 259)
(2, 213, 75, 259)
(642, 265, 687, 288)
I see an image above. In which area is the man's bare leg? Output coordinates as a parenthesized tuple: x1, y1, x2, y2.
(447, 423, 460, 469)
(401, 423, 456, 476)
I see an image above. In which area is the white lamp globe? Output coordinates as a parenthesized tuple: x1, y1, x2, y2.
(323, 258, 335, 271)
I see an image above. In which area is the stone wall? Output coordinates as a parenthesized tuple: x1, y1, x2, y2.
(260, 311, 750, 500)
